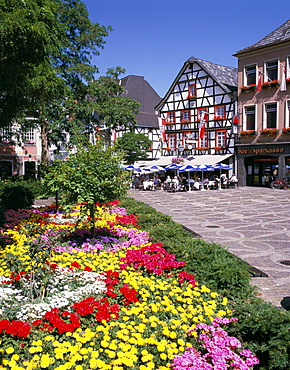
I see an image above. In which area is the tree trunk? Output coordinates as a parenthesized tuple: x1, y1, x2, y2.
(89, 203, 96, 237)
(40, 117, 49, 165)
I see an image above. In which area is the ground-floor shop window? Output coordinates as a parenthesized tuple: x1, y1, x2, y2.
(245, 156, 278, 187)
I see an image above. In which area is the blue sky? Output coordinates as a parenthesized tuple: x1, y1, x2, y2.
(84, 0, 290, 97)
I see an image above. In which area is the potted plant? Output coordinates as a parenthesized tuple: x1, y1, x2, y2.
(241, 84, 256, 92)
(262, 80, 279, 89)
(282, 127, 290, 134)
(187, 94, 196, 99)
(214, 116, 224, 121)
(240, 130, 256, 137)
(260, 128, 278, 135)
(196, 147, 209, 151)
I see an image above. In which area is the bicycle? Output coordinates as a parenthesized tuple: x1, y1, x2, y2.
(270, 178, 290, 189)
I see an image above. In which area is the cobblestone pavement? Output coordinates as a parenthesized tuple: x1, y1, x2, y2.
(128, 187, 290, 308)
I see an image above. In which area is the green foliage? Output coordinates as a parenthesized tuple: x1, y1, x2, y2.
(115, 132, 152, 164)
(0, 0, 63, 124)
(84, 68, 141, 138)
(119, 196, 290, 370)
(0, 183, 34, 210)
(0, 179, 52, 199)
(227, 300, 290, 369)
(44, 143, 128, 231)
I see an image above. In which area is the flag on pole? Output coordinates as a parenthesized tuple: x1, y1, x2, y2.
(199, 110, 208, 140)
(160, 127, 167, 142)
(280, 63, 287, 92)
(257, 69, 263, 92)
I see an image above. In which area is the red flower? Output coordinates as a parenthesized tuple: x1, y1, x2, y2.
(0, 319, 31, 338)
(120, 284, 139, 303)
(71, 261, 81, 269)
(178, 271, 197, 287)
(120, 243, 186, 275)
(84, 266, 92, 271)
(115, 214, 138, 227)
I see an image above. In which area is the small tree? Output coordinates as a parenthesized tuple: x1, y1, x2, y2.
(115, 132, 152, 164)
(44, 142, 128, 234)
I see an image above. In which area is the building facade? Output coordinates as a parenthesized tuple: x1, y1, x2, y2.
(155, 57, 238, 167)
(234, 19, 290, 187)
(0, 119, 41, 179)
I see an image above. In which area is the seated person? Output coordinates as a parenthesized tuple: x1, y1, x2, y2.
(220, 173, 228, 188)
(153, 175, 161, 189)
(229, 174, 238, 187)
(202, 177, 209, 189)
(181, 176, 188, 191)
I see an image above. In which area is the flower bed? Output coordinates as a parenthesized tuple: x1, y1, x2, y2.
(0, 202, 259, 369)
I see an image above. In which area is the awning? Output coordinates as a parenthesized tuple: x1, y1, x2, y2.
(187, 154, 233, 166)
(136, 154, 233, 167)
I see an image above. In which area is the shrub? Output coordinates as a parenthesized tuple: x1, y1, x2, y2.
(1, 184, 34, 210)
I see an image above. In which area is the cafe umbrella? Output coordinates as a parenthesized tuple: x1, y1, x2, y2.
(124, 165, 142, 172)
(197, 164, 214, 191)
(179, 164, 199, 191)
(143, 165, 166, 173)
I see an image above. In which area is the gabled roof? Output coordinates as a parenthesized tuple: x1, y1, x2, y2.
(155, 57, 237, 111)
(120, 75, 161, 128)
(235, 19, 290, 55)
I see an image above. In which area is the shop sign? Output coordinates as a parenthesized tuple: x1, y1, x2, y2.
(238, 147, 284, 155)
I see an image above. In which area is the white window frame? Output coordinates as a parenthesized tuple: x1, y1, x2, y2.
(23, 128, 35, 143)
(199, 132, 208, 148)
(0, 125, 13, 141)
(214, 105, 226, 119)
(215, 130, 227, 148)
(285, 100, 290, 128)
(287, 56, 290, 79)
(167, 112, 175, 124)
(244, 63, 257, 86)
(263, 102, 278, 129)
(264, 59, 279, 82)
(243, 104, 257, 131)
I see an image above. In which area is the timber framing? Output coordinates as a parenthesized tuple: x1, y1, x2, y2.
(155, 57, 238, 158)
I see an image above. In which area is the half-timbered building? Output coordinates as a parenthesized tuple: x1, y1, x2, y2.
(155, 57, 238, 166)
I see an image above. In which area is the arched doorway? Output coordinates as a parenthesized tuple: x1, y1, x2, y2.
(245, 156, 278, 187)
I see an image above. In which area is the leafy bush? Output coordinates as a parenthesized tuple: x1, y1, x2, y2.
(0, 184, 34, 210)
(0, 179, 52, 199)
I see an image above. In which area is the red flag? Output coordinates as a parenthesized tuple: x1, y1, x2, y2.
(257, 69, 263, 92)
(199, 111, 208, 140)
(160, 126, 167, 142)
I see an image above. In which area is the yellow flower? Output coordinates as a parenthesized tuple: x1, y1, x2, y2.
(5, 347, 14, 354)
(169, 332, 177, 339)
(160, 353, 167, 360)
